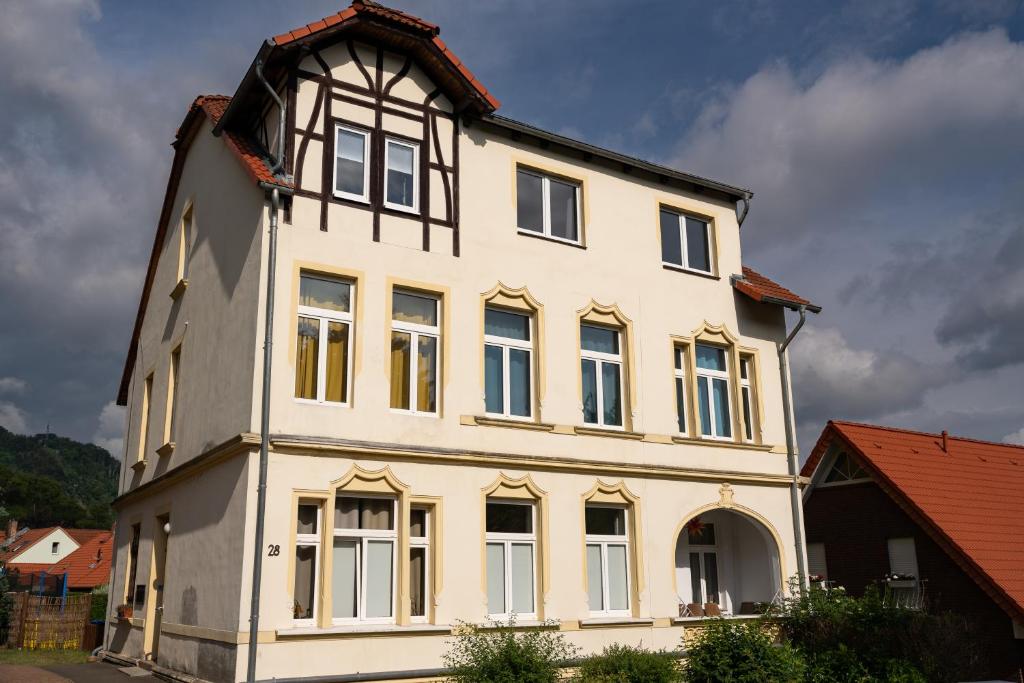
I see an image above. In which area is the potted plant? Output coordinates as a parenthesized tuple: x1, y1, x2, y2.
(116, 603, 133, 620)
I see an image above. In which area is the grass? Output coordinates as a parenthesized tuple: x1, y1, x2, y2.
(0, 647, 90, 666)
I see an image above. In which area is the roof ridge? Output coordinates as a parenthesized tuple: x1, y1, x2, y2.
(832, 419, 1024, 451)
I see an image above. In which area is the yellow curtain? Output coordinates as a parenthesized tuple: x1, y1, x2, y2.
(325, 322, 349, 402)
(390, 332, 411, 409)
(416, 336, 437, 412)
(295, 317, 319, 399)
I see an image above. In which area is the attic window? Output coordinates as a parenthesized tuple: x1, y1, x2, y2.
(822, 452, 869, 485)
(52, 541, 59, 554)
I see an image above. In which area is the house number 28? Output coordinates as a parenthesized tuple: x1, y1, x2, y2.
(267, 544, 281, 556)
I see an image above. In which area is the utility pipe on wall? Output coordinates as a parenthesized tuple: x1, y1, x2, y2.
(779, 304, 809, 590)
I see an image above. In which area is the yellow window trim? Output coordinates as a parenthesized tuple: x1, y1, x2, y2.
(480, 473, 551, 620)
(385, 276, 451, 417)
(479, 282, 547, 418)
(580, 480, 646, 617)
(576, 300, 638, 431)
(510, 157, 590, 246)
(653, 198, 720, 278)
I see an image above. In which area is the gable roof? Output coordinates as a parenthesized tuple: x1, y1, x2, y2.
(803, 420, 1024, 622)
(7, 530, 114, 589)
(0, 527, 106, 564)
(732, 266, 821, 313)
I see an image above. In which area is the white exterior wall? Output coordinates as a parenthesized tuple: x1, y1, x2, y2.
(10, 529, 79, 564)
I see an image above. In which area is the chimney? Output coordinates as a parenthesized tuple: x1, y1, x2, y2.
(6, 519, 16, 540)
(941, 430, 949, 453)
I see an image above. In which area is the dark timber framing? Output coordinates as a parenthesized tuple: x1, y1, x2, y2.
(293, 43, 458, 252)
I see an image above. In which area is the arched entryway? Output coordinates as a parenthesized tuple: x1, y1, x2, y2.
(674, 508, 782, 616)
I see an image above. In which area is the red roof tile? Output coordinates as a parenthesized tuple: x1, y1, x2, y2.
(192, 95, 285, 188)
(804, 421, 1024, 621)
(7, 531, 113, 589)
(733, 266, 820, 313)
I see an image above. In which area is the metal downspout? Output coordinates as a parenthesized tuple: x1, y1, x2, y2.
(247, 58, 287, 683)
(779, 305, 808, 591)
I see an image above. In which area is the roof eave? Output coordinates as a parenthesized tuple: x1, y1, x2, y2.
(212, 40, 276, 138)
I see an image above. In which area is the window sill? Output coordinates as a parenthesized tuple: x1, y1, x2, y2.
(333, 191, 370, 205)
(276, 623, 451, 639)
(156, 442, 175, 458)
(575, 425, 645, 440)
(383, 202, 420, 215)
(579, 617, 654, 628)
(130, 459, 147, 472)
(477, 619, 550, 630)
(169, 278, 188, 300)
(672, 436, 773, 452)
(470, 415, 555, 432)
(516, 229, 586, 250)
(661, 263, 719, 280)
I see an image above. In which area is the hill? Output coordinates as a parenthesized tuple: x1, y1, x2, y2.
(0, 427, 118, 529)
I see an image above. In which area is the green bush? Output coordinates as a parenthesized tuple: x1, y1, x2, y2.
(443, 618, 579, 683)
(89, 586, 108, 622)
(576, 643, 682, 682)
(684, 619, 804, 683)
(773, 584, 979, 683)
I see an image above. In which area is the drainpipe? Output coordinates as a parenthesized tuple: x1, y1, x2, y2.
(246, 57, 290, 683)
(779, 305, 808, 591)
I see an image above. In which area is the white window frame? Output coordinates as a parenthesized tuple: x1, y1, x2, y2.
(516, 167, 582, 245)
(295, 275, 355, 406)
(293, 502, 322, 626)
(674, 346, 688, 436)
(740, 357, 754, 443)
(51, 541, 59, 555)
(409, 507, 430, 624)
(484, 308, 534, 420)
(177, 205, 193, 281)
(485, 499, 538, 621)
(661, 209, 713, 275)
(695, 344, 732, 441)
(581, 325, 624, 430)
(818, 451, 871, 488)
(684, 526, 720, 607)
(383, 137, 419, 213)
(331, 494, 398, 626)
(390, 292, 440, 417)
(585, 504, 631, 617)
(333, 124, 371, 204)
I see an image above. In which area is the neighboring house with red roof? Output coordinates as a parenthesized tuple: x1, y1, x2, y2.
(802, 421, 1024, 681)
(1, 524, 113, 591)
(106, 2, 820, 681)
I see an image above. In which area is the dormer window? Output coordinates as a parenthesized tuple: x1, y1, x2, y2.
(660, 208, 713, 275)
(384, 138, 418, 212)
(334, 125, 370, 203)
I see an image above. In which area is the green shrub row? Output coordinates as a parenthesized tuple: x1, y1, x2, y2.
(443, 586, 988, 683)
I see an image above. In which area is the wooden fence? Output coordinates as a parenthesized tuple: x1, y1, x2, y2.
(4, 592, 91, 650)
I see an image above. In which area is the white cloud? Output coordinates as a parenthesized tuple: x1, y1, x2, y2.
(92, 400, 126, 460)
(0, 377, 26, 394)
(674, 29, 1024, 248)
(0, 401, 28, 434)
(1004, 428, 1024, 446)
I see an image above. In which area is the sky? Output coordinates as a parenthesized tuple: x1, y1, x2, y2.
(1, 0, 1022, 459)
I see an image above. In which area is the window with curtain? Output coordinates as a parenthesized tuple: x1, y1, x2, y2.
(125, 524, 141, 610)
(686, 523, 719, 607)
(484, 307, 533, 419)
(390, 290, 439, 415)
(332, 496, 397, 624)
(740, 357, 755, 442)
(334, 125, 369, 202)
(580, 323, 623, 428)
(674, 346, 688, 435)
(138, 374, 153, 463)
(585, 505, 630, 616)
(384, 138, 418, 211)
(485, 500, 536, 619)
(293, 502, 322, 623)
(409, 507, 430, 622)
(295, 274, 353, 405)
(178, 206, 193, 281)
(516, 167, 580, 243)
(695, 344, 732, 439)
(165, 346, 181, 445)
(659, 208, 713, 274)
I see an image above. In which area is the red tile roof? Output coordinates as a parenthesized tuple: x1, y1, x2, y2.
(0, 527, 53, 563)
(192, 95, 285, 187)
(733, 266, 820, 313)
(7, 531, 114, 589)
(804, 421, 1024, 621)
(270, 1, 499, 111)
